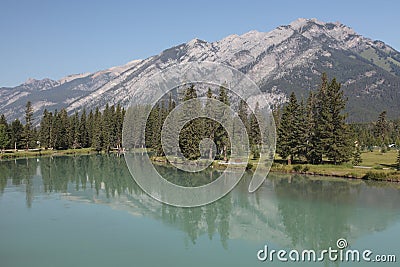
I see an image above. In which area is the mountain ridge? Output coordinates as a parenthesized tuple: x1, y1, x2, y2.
(1, 18, 400, 123)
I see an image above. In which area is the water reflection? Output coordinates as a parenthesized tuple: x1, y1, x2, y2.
(1, 155, 400, 251)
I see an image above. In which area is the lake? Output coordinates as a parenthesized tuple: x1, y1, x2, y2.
(0, 154, 399, 267)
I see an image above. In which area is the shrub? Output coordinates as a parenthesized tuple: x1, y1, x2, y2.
(363, 171, 388, 180)
(292, 165, 302, 172)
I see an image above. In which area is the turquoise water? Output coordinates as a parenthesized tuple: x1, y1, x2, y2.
(0, 155, 399, 266)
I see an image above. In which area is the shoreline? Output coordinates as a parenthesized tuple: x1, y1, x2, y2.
(268, 168, 400, 183)
(0, 148, 121, 160)
(1, 149, 399, 183)
(151, 155, 400, 183)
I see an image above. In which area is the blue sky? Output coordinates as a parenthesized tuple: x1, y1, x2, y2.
(1, 0, 399, 87)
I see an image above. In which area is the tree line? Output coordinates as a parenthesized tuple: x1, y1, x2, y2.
(1, 73, 399, 167)
(0, 102, 125, 152)
(124, 84, 262, 161)
(276, 73, 352, 164)
(352, 111, 400, 151)
(352, 110, 400, 169)
(276, 73, 400, 165)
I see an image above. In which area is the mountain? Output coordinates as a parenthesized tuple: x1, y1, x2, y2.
(1, 18, 400, 123)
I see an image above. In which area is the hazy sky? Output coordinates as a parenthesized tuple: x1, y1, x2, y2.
(1, 0, 399, 87)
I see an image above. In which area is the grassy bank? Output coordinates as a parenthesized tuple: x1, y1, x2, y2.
(0, 147, 101, 160)
(153, 150, 400, 182)
(270, 150, 400, 182)
(2, 147, 399, 182)
(270, 162, 400, 181)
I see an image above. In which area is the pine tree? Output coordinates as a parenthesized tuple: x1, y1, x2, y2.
(160, 96, 177, 156)
(277, 92, 301, 164)
(0, 114, 7, 126)
(79, 108, 89, 148)
(31, 127, 39, 148)
(87, 110, 94, 147)
(102, 104, 111, 151)
(179, 84, 202, 159)
(60, 109, 70, 149)
(272, 106, 281, 131)
(54, 109, 69, 149)
(0, 114, 8, 141)
(109, 105, 116, 149)
(51, 110, 59, 148)
(307, 74, 352, 164)
(203, 88, 217, 159)
(215, 84, 230, 161)
(324, 78, 352, 164)
(312, 73, 330, 164)
(238, 99, 249, 133)
(235, 99, 250, 156)
(0, 115, 9, 151)
(39, 109, 53, 148)
(10, 119, 24, 150)
(114, 104, 123, 150)
(23, 101, 34, 149)
(0, 124, 9, 151)
(92, 107, 103, 151)
(69, 111, 79, 148)
(249, 102, 261, 159)
(156, 100, 168, 155)
(145, 104, 161, 151)
(125, 105, 149, 149)
(305, 91, 321, 164)
(375, 111, 388, 151)
(295, 98, 308, 160)
(218, 84, 229, 105)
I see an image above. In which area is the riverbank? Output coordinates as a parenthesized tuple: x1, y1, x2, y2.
(264, 149, 400, 182)
(0, 147, 109, 160)
(153, 150, 400, 182)
(2, 147, 399, 182)
(269, 162, 400, 182)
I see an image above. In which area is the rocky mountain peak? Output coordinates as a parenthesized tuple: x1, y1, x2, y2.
(1, 18, 399, 123)
(22, 77, 59, 91)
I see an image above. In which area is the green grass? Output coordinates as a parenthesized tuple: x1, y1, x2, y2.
(269, 150, 400, 181)
(152, 150, 400, 181)
(360, 149, 398, 167)
(0, 147, 98, 160)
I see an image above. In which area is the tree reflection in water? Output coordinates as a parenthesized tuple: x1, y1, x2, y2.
(1, 155, 400, 251)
